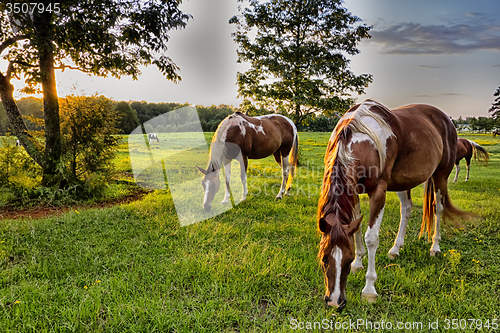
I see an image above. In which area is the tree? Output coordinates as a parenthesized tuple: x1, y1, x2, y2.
(0, 1, 191, 185)
(60, 95, 119, 192)
(230, 0, 372, 125)
(489, 86, 500, 120)
(115, 101, 140, 134)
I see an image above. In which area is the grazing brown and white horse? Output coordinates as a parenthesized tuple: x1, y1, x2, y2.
(148, 133, 159, 144)
(197, 112, 298, 212)
(317, 100, 470, 310)
(493, 130, 500, 137)
(453, 138, 489, 182)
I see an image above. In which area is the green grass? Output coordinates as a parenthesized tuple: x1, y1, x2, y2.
(0, 133, 499, 332)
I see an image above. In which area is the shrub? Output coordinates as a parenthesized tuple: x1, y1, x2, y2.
(59, 95, 120, 197)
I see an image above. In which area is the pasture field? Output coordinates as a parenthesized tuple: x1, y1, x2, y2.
(0, 132, 499, 332)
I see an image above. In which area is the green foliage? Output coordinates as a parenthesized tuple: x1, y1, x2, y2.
(197, 105, 234, 131)
(59, 95, 120, 196)
(469, 116, 496, 132)
(114, 101, 140, 134)
(0, 0, 192, 183)
(0, 136, 42, 198)
(0, 1, 192, 87)
(230, 0, 373, 125)
(489, 85, 500, 120)
(0, 97, 44, 135)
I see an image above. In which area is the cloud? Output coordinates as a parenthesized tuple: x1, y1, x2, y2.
(417, 65, 443, 69)
(414, 93, 467, 98)
(370, 20, 500, 54)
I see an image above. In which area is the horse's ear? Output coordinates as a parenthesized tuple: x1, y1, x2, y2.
(346, 215, 363, 235)
(318, 216, 331, 234)
(196, 166, 207, 175)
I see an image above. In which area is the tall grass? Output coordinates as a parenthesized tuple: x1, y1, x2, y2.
(0, 133, 498, 332)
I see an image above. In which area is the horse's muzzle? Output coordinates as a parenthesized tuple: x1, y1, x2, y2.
(324, 295, 346, 311)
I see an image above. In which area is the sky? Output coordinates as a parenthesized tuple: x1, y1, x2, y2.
(5, 0, 500, 118)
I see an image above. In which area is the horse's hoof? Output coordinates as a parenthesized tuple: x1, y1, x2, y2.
(387, 252, 399, 260)
(361, 293, 377, 303)
(275, 196, 282, 200)
(221, 200, 229, 205)
(351, 264, 364, 274)
(430, 250, 441, 257)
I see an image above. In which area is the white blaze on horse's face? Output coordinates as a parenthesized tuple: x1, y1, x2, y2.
(201, 171, 220, 212)
(322, 242, 355, 310)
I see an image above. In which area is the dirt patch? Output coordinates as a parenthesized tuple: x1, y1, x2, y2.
(0, 191, 148, 220)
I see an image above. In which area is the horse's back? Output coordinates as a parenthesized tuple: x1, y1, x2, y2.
(221, 113, 296, 159)
(386, 104, 457, 190)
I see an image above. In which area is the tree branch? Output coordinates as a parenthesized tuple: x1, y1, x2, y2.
(0, 34, 29, 55)
(54, 64, 91, 73)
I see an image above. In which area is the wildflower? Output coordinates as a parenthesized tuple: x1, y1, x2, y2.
(84, 285, 88, 289)
(14, 300, 21, 304)
(96, 280, 101, 283)
(75, 210, 80, 214)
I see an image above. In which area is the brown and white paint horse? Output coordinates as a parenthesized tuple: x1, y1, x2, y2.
(492, 130, 500, 137)
(453, 138, 489, 182)
(317, 100, 470, 310)
(197, 112, 298, 212)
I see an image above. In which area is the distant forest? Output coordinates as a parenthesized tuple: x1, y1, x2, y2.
(0, 97, 496, 136)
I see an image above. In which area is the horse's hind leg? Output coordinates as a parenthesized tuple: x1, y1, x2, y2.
(453, 163, 460, 183)
(430, 176, 447, 256)
(465, 158, 471, 181)
(239, 155, 248, 201)
(276, 153, 289, 200)
(388, 190, 413, 259)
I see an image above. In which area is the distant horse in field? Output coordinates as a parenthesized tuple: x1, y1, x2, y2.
(148, 133, 159, 144)
(493, 131, 500, 137)
(453, 138, 489, 182)
(317, 100, 470, 310)
(197, 112, 298, 212)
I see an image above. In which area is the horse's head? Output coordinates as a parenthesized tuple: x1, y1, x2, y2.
(318, 214, 362, 310)
(197, 165, 220, 212)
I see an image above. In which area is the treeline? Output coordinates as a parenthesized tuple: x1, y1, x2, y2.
(2, 97, 497, 135)
(453, 116, 499, 133)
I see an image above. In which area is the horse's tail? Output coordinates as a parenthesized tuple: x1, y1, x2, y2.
(420, 178, 435, 239)
(286, 132, 299, 190)
(469, 140, 489, 166)
(420, 177, 475, 239)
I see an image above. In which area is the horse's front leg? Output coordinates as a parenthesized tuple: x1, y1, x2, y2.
(221, 158, 231, 204)
(276, 154, 289, 200)
(388, 190, 413, 259)
(465, 162, 470, 182)
(361, 184, 387, 303)
(351, 203, 365, 273)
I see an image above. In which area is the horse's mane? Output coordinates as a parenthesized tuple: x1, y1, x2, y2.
(317, 100, 394, 255)
(207, 112, 246, 170)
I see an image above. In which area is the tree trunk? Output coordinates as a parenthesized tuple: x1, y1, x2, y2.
(35, 11, 61, 186)
(0, 73, 45, 167)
